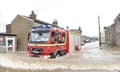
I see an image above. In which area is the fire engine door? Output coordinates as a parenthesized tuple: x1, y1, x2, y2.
(6, 38, 15, 52)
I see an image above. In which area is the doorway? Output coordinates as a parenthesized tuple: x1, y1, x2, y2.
(6, 38, 15, 52)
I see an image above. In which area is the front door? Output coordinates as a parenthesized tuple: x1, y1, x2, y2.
(6, 38, 15, 52)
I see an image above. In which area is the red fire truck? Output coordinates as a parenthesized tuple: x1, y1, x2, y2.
(27, 24, 81, 58)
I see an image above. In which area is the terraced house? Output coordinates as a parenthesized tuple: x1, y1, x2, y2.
(104, 13, 120, 46)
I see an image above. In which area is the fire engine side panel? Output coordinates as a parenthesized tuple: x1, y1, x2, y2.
(69, 34, 74, 53)
(75, 34, 81, 49)
(69, 32, 81, 53)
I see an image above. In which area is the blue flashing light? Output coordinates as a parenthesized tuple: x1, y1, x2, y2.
(32, 24, 52, 29)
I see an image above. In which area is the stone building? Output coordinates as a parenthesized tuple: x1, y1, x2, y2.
(104, 24, 115, 46)
(0, 33, 16, 53)
(6, 11, 52, 51)
(104, 13, 120, 46)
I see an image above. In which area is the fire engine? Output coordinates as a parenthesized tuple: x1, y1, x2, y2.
(27, 24, 81, 58)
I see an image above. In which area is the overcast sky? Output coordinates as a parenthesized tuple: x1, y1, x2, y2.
(0, 0, 120, 36)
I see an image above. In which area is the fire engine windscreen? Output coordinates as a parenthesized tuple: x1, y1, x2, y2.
(29, 31, 50, 42)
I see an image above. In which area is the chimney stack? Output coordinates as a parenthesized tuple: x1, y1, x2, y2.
(29, 11, 37, 20)
(66, 26, 69, 30)
(52, 19, 58, 26)
(78, 26, 82, 33)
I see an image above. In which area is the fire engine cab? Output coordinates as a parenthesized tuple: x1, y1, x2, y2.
(27, 24, 81, 58)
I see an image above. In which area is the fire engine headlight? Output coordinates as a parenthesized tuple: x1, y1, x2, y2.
(30, 48, 33, 51)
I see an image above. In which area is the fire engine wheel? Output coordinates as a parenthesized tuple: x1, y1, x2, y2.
(59, 51, 66, 56)
(50, 49, 60, 58)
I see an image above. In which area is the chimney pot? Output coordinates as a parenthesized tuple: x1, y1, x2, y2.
(52, 19, 58, 26)
(29, 10, 37, 20)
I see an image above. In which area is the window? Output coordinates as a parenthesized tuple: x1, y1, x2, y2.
(29, 31, 50, 42)
(51, 31, 66, 43)
(0, 36, 5, 45)
(61, 33, 66, 43)
(51, 32, 58, 42)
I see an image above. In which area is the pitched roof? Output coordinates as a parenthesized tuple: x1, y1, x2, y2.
(13, 14, 63, 29)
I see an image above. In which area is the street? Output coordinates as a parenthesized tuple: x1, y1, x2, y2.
(0, 41, 120, 72)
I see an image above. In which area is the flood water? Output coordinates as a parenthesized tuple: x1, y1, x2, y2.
(1, 41, 120, 72)
(0, 66, 119, 72)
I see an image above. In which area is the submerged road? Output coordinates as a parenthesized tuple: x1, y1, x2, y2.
(0, 41, 120, 72)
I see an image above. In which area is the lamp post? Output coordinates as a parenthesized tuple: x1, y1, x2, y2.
(98, 16, 102, 48)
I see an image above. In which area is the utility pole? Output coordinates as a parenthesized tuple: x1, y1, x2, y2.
(98, 16, 101, 47)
